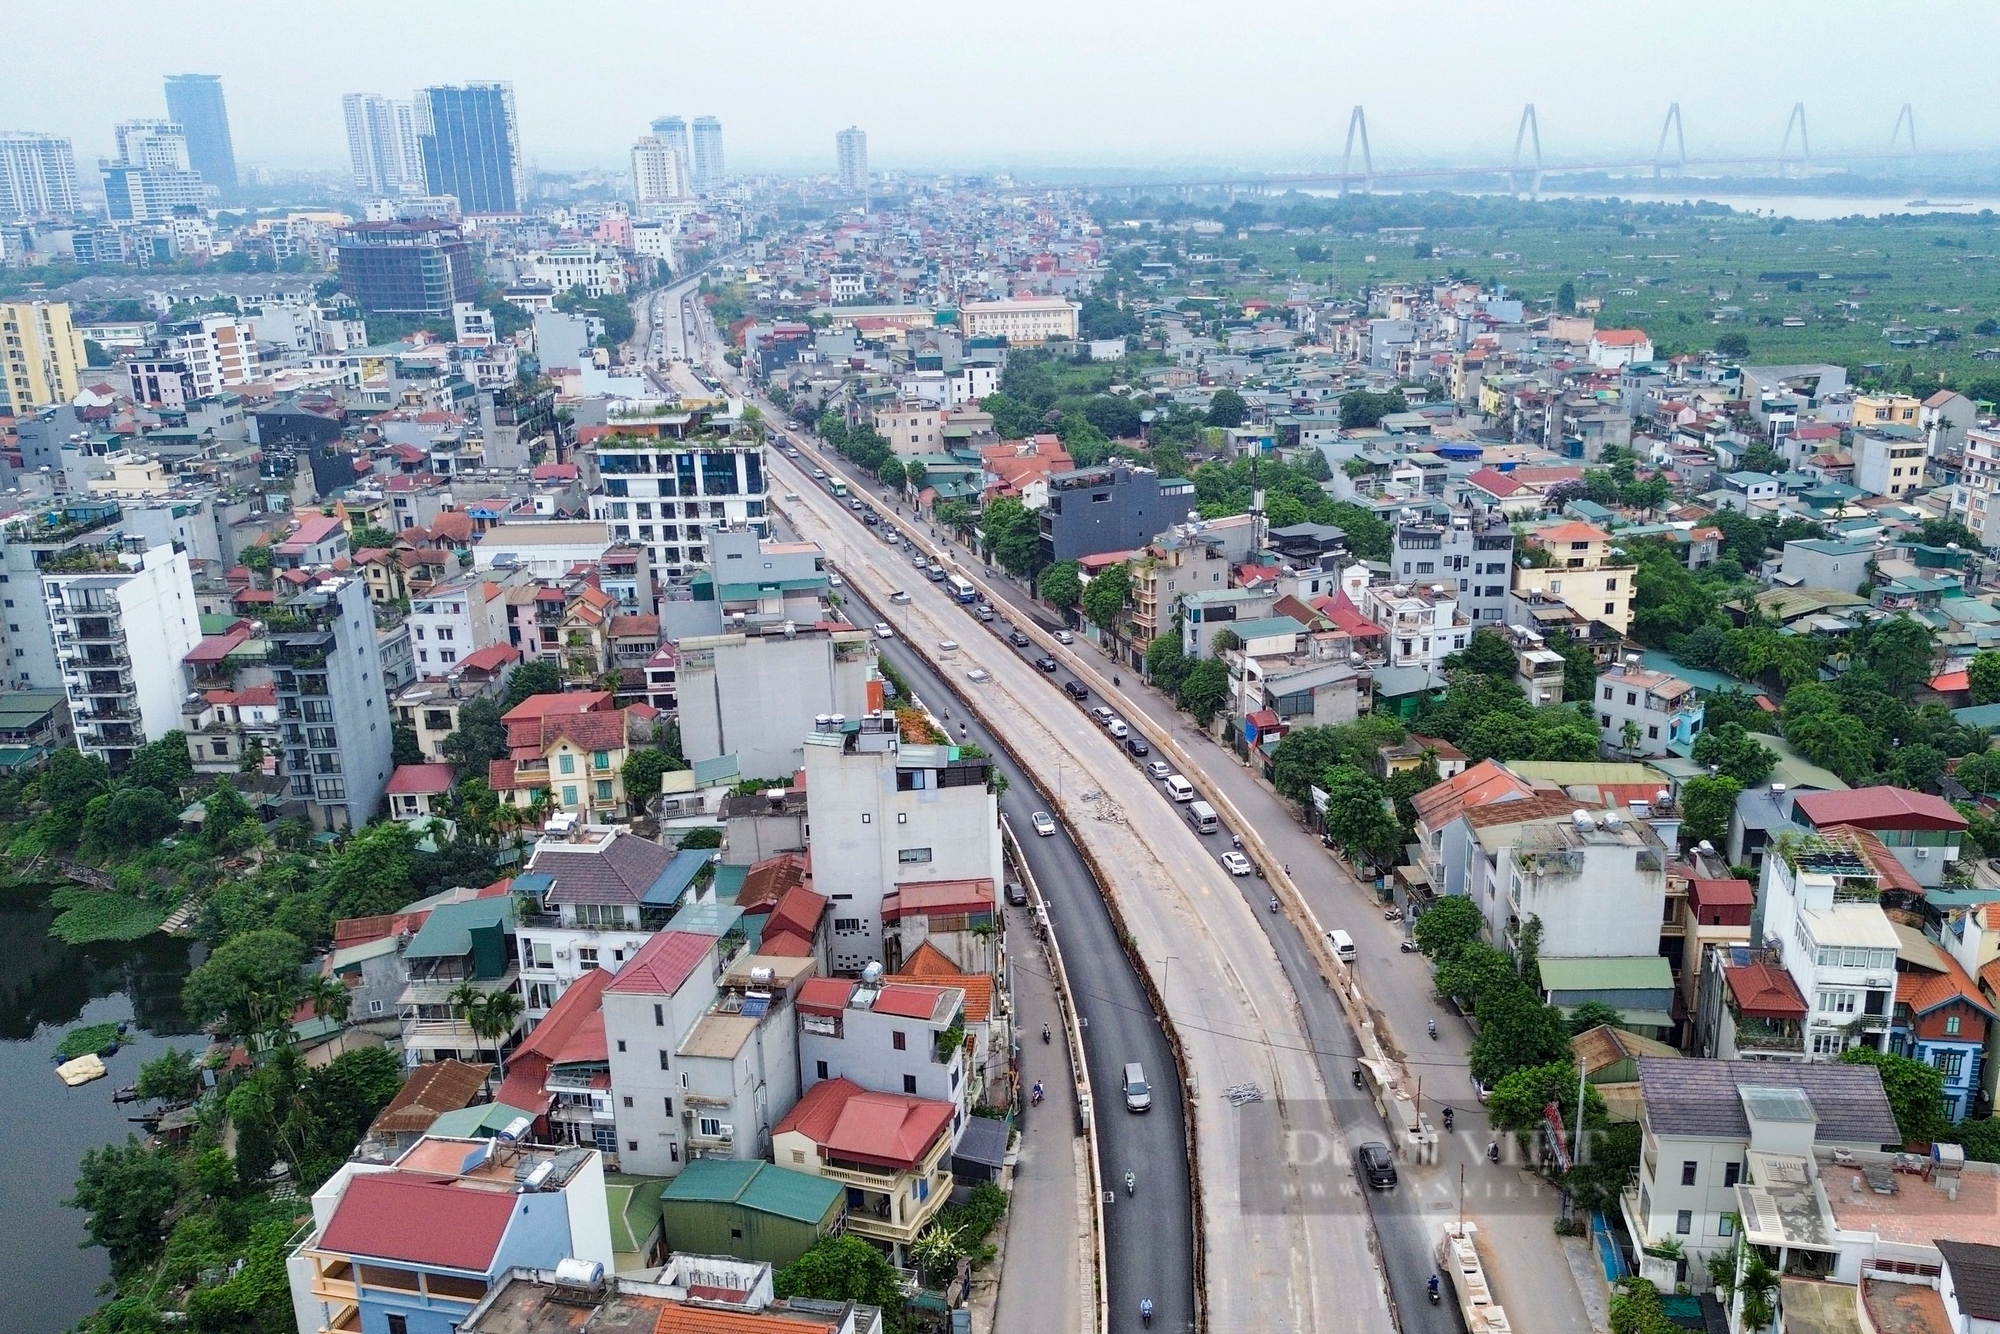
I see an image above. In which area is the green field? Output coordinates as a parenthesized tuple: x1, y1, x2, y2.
(1115, 193, 2000, 391)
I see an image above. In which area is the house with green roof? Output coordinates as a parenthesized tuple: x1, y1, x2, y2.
(399, 895, 522, 1068)
(657, 1158, 845, 1267)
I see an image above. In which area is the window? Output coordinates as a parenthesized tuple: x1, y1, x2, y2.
(1937, 1050, 1966, 1079)
(654, 1003, 664, 1026)
(559, 753, 576, 775)
(1681, 1161, 1698, 1186)
(1606, 603, 1617, 616)
(388, 1317, 409, 1334)
(597, 780, 614, 802)
(897, 847, 933, 864)
(578, 947, 599, 971)
(1947, 1015, 1963, 1035)
(1724, 1162, 1740, 1188)
(816, 1060, 828, 1080)
(903, 1074, 918, 1094)
(893, 1031, 907, 1050)
(593, 750, 610, 770)
(1718, 1214, 1735, 1237)
(563, 786, 578, 806)
(1675, 1210, 1692, 1235)
(699, 1116, 724, 1137)
(623, 1095, 633, 1108)
(1602, 686, 1613, 700)
(664, 1097, 673, 1116)
(1818, 990, 1856, 1015)
(1605, 578, 1618, 591)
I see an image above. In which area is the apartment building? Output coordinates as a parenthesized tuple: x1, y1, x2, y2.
(512, 828, 692, 1013)
(0, 300, 85, 415)
(872, 400, 941, 457)
(270, 574, 394, 831)
(800, 713, 1002, 974)
(586, 437, 769, 583)
(600, 929, 727, 1175)
(1951, 426, 2000, 545)
(45, 543, 202, 770)
(1391, 510, 1515, 624)
(398, 894, 526, 1068)
(797, 972, 970, 1134)
(1853, 426, 1928, 498)
(958, 297, 1079, 344)
(1037, 465, 1164, 565)
(1887, 926, 1992, 1123)
(523, 243, 625, 298)
(675, 624, 874, 780)
(1342, 565, 1467, 675)
(162, 313, 261, 397)
(1757, 830, 1900, 1059)
(1789, 787, 1967, 891)
(1594, 659, 1705, 758)
(1853, 392, 1922, 430)
(179, 618, 278, 776)
(1509, 520, 1638, 638)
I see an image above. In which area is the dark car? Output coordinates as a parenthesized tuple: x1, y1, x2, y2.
(1357, 1142, 1398, 1189)
(1124, 735, 1151, 757)
(1034, 655, 1058, 673)
(1063, 680, 1090, 701)
(1009, 631, 1031, 648)
(1005, 881, 1029, 907)
(862, 511, 880, 526)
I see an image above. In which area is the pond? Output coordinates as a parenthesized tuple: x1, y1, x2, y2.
(0, 886, 199, 1334)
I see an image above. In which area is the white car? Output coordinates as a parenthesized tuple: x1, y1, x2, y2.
(1031, 811, 1057, 837)
(1053, 630, 1074, 645)
(1220, 851, 1253, 877)
(873, 623, 893, 639)
(937, 640, 959, 653)
(966, 667, 991, 683)
(891, 591, 912, 604)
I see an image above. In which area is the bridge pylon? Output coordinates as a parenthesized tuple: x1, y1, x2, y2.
(1509, 103, 1543, 197)
(1653, 103, 1686, 178)
(1779, 102, 1810, 177)
(1889, 103, 1916, 156)
(1340, 105, 1373, 195)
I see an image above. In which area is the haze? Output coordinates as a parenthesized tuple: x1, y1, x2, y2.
(9, 0, 2000, 173)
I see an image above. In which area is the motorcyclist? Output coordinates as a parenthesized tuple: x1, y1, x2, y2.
(1268, 896, 1279, 912)
(1442, 1106, 1454, 1131)
(1041, 1024, 1051, 1044)
(1124, 1170, 1136, 1195)
(1428, 1274, 1441, 1303)
(1428, 1019, 1438, 1039)
(1140, 1298, 1154, 1326)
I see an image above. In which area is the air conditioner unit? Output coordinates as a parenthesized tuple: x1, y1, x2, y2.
(555, 948, 569, 959)
(1916, 848, 1931, 859)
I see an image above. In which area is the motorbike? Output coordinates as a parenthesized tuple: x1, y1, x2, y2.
(1031, 1082, 1044, 1108)
(1254, 864, 1265, 879)
(1113, 675, 1121, 687)
(1140, 1299, 1154, 1327)
(1442, 1107, 1454, 1132)
(1399, 940, 1420, 954)
(1352, 1068, 1364, 1089)
(1041, 1025, 1051, 1045)
(1124, 1171, 1136, 1196)
(1268, 897, 1279, 913)
(1231, 834, 1243, 849)
(1488, 1141, 1501, 1164)
(1383, 907, 1404, 922)
(1428, 1020, 1438, 1040)
(1428, 1276, 1441, 1306)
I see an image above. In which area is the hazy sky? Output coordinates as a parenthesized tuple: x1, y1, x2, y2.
(10, 0, 1997, 176)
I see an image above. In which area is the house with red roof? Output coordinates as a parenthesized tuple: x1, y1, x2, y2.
(273, 513, 349, 569)
(771, 1077, 956, 1254)
(293, 1136, 614, 1334)
(891, 942, 1005, 1109)
(1889, 922, 1993, 1121)
(1792, 787, 1968, 888)
(495, 964, 614, 1132)
(879, 877, 996, 975)
(385, 763, 456, 824)
(489, 691, 638, 818)
(795, 977, 968, 1149)
(1588, 328, 1654, 369)
(1700, 952, 1810, 1060)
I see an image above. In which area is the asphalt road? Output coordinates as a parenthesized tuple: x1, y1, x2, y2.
(869, 628, 1196, 1334)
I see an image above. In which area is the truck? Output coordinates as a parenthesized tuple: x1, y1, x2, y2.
(946, 574, 977, 604)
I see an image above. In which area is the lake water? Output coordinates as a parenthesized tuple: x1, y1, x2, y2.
(0, 888, 198, 1334)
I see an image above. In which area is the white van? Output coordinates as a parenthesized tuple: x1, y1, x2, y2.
(1163, 775, 1196, 803)
(1185, 800, 1219, 835)
(1327, 929, 1356, 964)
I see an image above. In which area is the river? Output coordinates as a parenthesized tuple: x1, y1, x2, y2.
(0, 887, 198, 1334)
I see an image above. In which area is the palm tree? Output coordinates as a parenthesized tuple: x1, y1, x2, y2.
(450, 985, 523, 1075)
(1620, 720, 1644, 756)
(302, 974, 351, 1027)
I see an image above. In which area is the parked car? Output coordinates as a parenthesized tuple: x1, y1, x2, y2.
(1220, 851, 1253, 876)
(1005, 881, 1029, 906)
(1088, 706, 1115, 726)
(1357, 1142, 1398, 1189)
(1053, 629, 1074, 645)
(1031, 811, 1057, 837)
(1034, 655, 1058, 673)
(1145, 760, 1172, 780)
(1064, 680, 1090, 701)
(1124, 735, 1150, 757)
(873, 623, 893, 639)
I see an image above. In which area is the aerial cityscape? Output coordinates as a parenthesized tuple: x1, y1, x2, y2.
(13, 7, 2000, 1334)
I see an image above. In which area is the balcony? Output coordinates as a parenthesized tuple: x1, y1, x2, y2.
(830, 1165, 955, 1246)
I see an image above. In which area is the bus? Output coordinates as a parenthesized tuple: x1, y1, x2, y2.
(946, 574, 977, 604)
(828, 478, 850, 500)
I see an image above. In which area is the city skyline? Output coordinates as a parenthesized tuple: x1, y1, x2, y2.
(7, 0, 2000, 176)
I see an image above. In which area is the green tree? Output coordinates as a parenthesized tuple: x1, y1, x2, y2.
(1177, 659, 1230, 726)
(1714, 332, 1752, 359)
(1850, 615, 1939, 701)
(134, 1047, 202, 1103)
(240, 542, 273, 575)
(1567, 999, 1625, 1034)
(678, 826, 723, 849)
(1339, 388, 1409, 429)
(199, 777, 259, 853)
(1146, 633, 1192, 694)
(1840, 1047, 1945, 1146)
(1436, 941, 1518, 1010)
(183, 929, 308, 1043)
(983, 496, 1042, 577)
(1270, 726, 1345, 805)
(1971, 651, 2000, 705)
(1447, 628, 1520, 678)
(65, 1136, 183, 1279)
(81, 786, 180, 857)
(1556, 280, 1576, 313)
(1318, 766, 1403, 871)
(776, 1234, 905, 1329)
(1038, 560, 1083, 609)
(622, 747, 685, 811)
(1918, 517, 1982, 550)
(323, 822, 421, 919)
(391, 723, 425, 767)
(1205, 389, 1248, 428)
(876, 456, 906, 490)
(442, 696, 510, 770)
(1680, 775, 1743, 849)
(1081, 563, 1131, 640)
(125, 732, 194, 800)
(1470, 983, 1572, 1087)
(1414, 894, 1484, 960)
(349, 524, 399, 551)
(502, 659, 563, 709)
(1691, 723, 1776, 786)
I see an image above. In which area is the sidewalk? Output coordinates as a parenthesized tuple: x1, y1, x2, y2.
(992, 897, 1086, 1334)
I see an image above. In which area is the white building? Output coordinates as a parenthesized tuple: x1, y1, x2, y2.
(512, 828, 693, 1014)
(872, 401, 941, 457)
(799, 714, 1002, 974)
(600, 928, 724, 1174)
(836, 126, 867, 196)
(675, 626, 874, 779)
(958, 297, 1079, 345)
(164, 313, 260, 397)
(1593, 660, 1705, 758)
(1853, 426, 1928, 499)
(797, 974, 969, 1141)
(1950, 426, 2000, 546)
(525, 243, 625, 298)
(631, 134, 691, 205)
(452, 302, 495, 345)
(689, 117, 724, 195)
(1757, 831, 1899, 1060)
(1587, 328, 1654, 369)
(632, 221, 677, 268)
(46, 543, 203, 770)
(0, 131, 81, 218)
(341, 94, 422, 195)
(1342, 564, 1465, 675)
(1474, 807, 1670, 963)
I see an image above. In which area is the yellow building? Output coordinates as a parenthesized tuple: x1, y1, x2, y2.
(0, 300, 85, 416)
(1512, 520, 1638, 636)
(1854, 393, 1921, 429)
(958, 297, 1079, 345)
